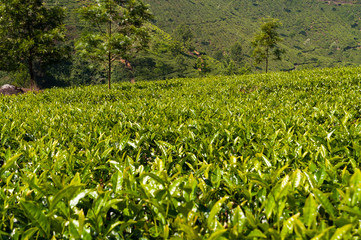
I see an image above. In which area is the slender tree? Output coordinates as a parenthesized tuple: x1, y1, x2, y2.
(76, 0, 152, 89)
(251, 18, 285, 73)
(0, 0, 67, 88)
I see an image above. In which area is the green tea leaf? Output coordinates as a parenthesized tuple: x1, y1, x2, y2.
(232, 206, 246, 233)
(264, 194, 276, 219)
(20, 201, 50, 238)
(304, 171, 317, 189)
(247, 229, 267, 239)
(163, 224, 170, 239)
(141, 172, 166, 186)
(0, 153, 22, 175)
(114, 220, 136, 234)
(70, 189, 92, 208)
(330, 224, 352, 240)
(281, 213, 300, 240)
(311, 226, 335, 240)
(271, 164, 289, 184)
(177, 223, 202, 240)
(313, 189, 336, 218)
(294, 218, 307, 238)
(101, 147, 113, 159)
(208, 229, 227, 240)
(208, 196, 228, 231)
(339, 205, 361, 217)
(78, 209, 85, 236)
(291, 169, 303, 189)
(50, 184, 84, 212)
(69, 220, 81, 239)
(0, 230, 10, 237)
(21, 227, 38, 240)
(303, 194, 317, 228)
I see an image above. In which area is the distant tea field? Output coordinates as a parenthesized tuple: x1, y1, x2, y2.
(1, 67, 361, 239)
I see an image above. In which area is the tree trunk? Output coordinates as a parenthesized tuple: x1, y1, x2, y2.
(108, 52, 111, 89)
(28, 57, 35, 89)
(265, 48, 269, 73)
(107, 0, 112, 90)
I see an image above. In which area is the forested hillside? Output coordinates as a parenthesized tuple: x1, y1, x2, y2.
(0, 0, 205, 87)
(144, 0, 361, 71)
(2, 0, 361, 87)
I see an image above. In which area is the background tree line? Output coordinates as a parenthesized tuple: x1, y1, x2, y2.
(0, 0, 283, 89)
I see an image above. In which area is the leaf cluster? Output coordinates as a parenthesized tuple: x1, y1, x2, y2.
(76, 0, 153, 63)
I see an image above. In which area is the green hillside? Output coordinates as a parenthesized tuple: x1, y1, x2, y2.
(2, 67, 361, 238)
(144, 0, 361, 71)
(2, 0, 361, 86)
(51, 0, 361, 73)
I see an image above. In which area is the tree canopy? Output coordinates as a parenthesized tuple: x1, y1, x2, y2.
(0, 0, 67, 88)
(251, 18, 285, 73)
(76, 0, 153, 89)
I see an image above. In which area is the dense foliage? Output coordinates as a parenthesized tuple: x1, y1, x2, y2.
(0, 0, 68, 87)
(1, 67, 361, 238)
(0, 0, 210, 87)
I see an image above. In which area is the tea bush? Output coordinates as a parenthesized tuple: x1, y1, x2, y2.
(1, 67, 361, 239)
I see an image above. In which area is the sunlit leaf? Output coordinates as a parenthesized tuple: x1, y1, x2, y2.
(330, 224, 353, 240)
(0, 153, 22, 175)
(50, 184, 84, 212)
(247, 229, 267, 239)
(208, 196, 228, 231)
(208, 229, 227, 240)
(280, 213, 300, 240)
(303, 194, 317, 228)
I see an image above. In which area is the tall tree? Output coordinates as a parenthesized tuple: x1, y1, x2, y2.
(251, 18, 285, 73)
(0, 0, 67, 88)
(76, 0, 152, 89)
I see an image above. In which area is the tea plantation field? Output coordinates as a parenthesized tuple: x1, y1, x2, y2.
(1, 67, 361, 239)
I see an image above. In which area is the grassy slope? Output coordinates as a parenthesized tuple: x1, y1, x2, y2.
(144, 0, 361, 71)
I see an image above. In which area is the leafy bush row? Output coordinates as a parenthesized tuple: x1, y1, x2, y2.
(1, 67, 361, 239)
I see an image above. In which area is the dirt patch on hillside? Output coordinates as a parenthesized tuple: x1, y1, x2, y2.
(319, 0, 359, 5)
